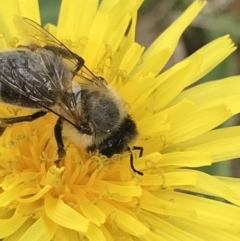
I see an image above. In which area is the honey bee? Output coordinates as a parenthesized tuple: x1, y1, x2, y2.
(0, 16, 143, 175)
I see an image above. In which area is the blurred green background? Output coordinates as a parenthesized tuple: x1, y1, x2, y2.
(39, 0, 240, 177)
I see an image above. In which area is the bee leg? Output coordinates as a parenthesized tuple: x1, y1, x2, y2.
(130, 146, 144, 176)
(130, 153, 143, 176)
(44, 45, 84, 73)
(132, 146, 143, 157)
(54, 118, 66, 158)
(0, 110, 47, 126)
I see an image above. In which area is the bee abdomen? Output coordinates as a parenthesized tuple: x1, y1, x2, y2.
(0, 82, 39, 108)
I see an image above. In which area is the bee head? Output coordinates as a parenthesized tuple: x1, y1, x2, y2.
(87, 115, 138, 157)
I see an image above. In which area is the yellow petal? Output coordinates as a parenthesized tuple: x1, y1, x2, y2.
(99, 225, 114, 241)
(107, 14, 131, 51)
(17, 186, 52, 203)
(139, 171, 197, 187)
(216, 176, 240, 197)
(119, 73, 155, 107)
(0, 0, 40, 46)
(0, 34, 7, 49)
(133, 48, 172, 77)
(118, 43, 144, 75)
(54, 226, 80, 241)
(143, 231, 167, 241)
(18, 215, 57, 241)
(169, 76, 240, 116)
(167, 217, 240, 241)
(179, 126, 240, 163)
(133, 0, 206, 75)
(190, 35, 236, 84)
(97, 200, 149, 236)
(100, 0, 142, 41)
(179, 170, 240, 206)
(0, 202, 40, 238)
(0, 184, 37, 207)
(57, 0, 98, 42)
(160, 151, 212, 167)
(4, 219, 35, 241)
(84, 223, 106, 241)
(138, 211, 204, 241)
(40, 166, 64, 186)
(71, 187, 106, 226)
(143, 54, 201, 111)
(44, 193, 89, 232)
(88, 12, 108, 43)
(91, 179, 142, 198)
(141, 190, 197, 220)
(16, 0, 40, 21)
(159, 191, 240, 232)
(133, 152, 162, 171)
(0, 172, 34, 191)
(137, 100, 194, 136)
(166, 105, 231, 143)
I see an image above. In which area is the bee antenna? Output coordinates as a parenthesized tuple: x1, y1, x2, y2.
(129, 146, 144, 176)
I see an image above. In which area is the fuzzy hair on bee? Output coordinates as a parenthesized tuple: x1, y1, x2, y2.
(62, 83, 137, 156)
(0, 16, 143, 175)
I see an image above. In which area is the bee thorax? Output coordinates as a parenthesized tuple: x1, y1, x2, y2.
(81, 89, 126, 136)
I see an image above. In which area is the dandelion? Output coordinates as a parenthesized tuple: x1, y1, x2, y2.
(0, 0, 240, 240)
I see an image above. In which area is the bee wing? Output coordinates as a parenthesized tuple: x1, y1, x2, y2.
(1, 16, 109, 128)
(14, 16, 108, 88)
(14, 15, 84, 73)
(0, 49, 82, 128)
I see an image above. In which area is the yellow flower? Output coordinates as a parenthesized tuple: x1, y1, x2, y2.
(0, 0, 240, 240)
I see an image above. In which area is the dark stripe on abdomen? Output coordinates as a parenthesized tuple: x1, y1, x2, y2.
(0, 82, 40, 108)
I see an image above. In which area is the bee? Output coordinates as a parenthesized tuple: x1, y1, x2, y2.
(0, 16, 143, 175)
